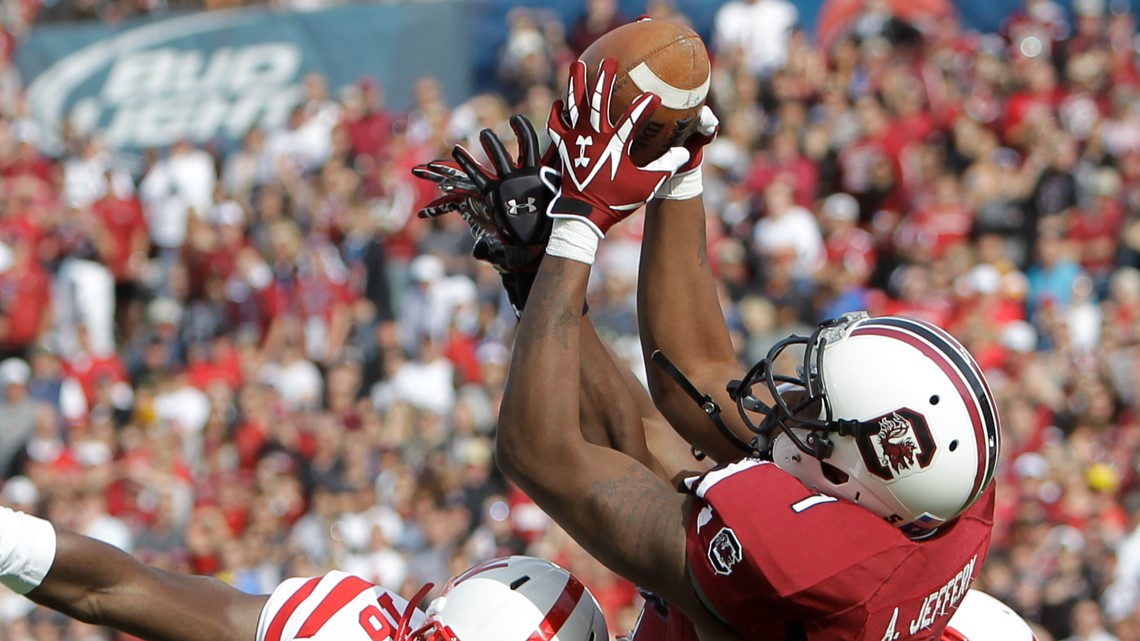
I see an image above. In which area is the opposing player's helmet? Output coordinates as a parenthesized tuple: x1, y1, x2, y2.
(405, 556, 607, 641)
(731, 312, 1000, 536)
(943, 590, 1037, 640)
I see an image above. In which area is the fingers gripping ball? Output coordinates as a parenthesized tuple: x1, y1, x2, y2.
(578, 19, 711, 166)
(546, 58, 690, 244)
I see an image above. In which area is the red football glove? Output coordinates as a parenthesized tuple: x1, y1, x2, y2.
(545, 57, 690, 238)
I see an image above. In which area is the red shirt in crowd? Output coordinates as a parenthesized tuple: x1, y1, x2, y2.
(91, 191, 147, 282)
(1, 143, 53, 184)
(745, 154, 819, 208)
(0, 255, 50, 350)
(265, 269, 355, 325)
(1069, 200, 1125, 275)
(346, 110, 393, 160)
(903, 203, 975, 258)
(825, 227, 877, 281)
(64, 352, 129, 404)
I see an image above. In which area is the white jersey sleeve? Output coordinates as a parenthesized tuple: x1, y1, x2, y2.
(256, 571, 426, 641)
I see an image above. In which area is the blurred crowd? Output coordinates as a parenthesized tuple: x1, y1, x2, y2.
(0, 0, 1138, 640)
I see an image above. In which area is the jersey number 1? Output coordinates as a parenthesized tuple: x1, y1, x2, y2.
(791, 495, 838, 513)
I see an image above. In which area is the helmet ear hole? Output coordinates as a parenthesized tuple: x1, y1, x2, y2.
(821, 462, 849, 485)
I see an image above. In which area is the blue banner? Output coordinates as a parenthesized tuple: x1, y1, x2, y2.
(16, 1, 472, 153)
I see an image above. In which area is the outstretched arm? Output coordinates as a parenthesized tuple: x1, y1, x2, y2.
(497, 255, 727, 641)
(411, 112, 706, 485)
(497, 61, 732, 638)
(638, 194, 770, 463)
(579, 314, 711, 486)
(8, 513, 265, 641)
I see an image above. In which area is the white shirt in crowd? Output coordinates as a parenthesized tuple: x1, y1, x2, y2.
(753, 204, 824, 277)
(140, 146, 216, 249)
(260, 357, 324, 413)
(52, 257, 116, 357)
(713, 0, 799, 77)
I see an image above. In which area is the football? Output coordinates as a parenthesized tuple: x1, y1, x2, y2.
(578, 20, 711, 166)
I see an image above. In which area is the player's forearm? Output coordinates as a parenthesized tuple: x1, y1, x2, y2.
(583, 316, 710, 483)
(638, 197, 751, 461)
(579, 315, 648, 452)
(26, 528, 264, 641)
(498, 256, 591, 483)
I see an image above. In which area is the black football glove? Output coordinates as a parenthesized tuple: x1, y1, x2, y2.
(413, 114, 559, 315)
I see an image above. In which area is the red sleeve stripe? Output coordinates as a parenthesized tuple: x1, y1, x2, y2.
(295, 575, 375, 638)
(525, 575, 586, 641)
(265, 577, 321, 641)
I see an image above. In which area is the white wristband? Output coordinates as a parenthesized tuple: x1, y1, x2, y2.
(0, 506, 56, 594)
(546, 218, 600, 265)
(655, 166, 703, 200)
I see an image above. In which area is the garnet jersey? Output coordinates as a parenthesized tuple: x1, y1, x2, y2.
(683, 459, 994, 641)
(256, 571, 424, 641)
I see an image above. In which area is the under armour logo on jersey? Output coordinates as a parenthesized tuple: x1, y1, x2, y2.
(506, 197, 537, 215)
(574, 135, 593, 167)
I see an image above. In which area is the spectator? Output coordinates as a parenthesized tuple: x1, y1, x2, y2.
(752, 177, 824, 278)
(140, 140, 216, 281)
(0, 358, 34, 477)
(2, 4, 1140, 640)
(567, 0, 625, 56)
(713, 0, 799, 78)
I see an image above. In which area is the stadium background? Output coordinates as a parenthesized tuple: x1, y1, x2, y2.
(0, 0, 1139, 640)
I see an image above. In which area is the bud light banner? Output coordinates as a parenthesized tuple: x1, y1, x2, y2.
(16, 1, 471, 153)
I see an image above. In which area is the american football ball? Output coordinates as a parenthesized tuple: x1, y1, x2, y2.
(578, 19, 711, 166)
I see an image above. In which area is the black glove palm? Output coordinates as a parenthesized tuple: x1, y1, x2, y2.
(413, 115, 559, 315)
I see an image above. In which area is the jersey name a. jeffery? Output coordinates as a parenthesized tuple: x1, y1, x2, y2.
(256, 571, 424, 641)
(683, 459, 995, 641)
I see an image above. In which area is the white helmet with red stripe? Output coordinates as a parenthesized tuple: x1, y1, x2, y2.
(409, 556, 607, 641)
(943, 590, 1037, 641)
(730, 312, 1000, 536)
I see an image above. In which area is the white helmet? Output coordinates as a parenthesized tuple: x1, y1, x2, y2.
(405, 556, 608, 641)
(730, 312, 1000, 536)
(943, 590, 1037, 640)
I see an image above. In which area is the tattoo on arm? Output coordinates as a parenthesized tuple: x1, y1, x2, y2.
(579, 461, 688, 591)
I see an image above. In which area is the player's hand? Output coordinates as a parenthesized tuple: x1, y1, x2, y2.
(411, 115, 559, 314)
(655, 105, 719, 201)
(412, 160, 485, 221)
(680, 105, 719, 172)
(546, 57, 690, 238)
(452, 114, 559, 249)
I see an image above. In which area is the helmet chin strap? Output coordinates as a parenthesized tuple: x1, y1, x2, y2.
(650, 350, 758, 456)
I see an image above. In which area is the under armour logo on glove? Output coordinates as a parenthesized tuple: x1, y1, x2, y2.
(574, 135, 593, 168)
(546, 57, 689, 238)
(411, 114, 559, 315)
(507, 197, 537, 215)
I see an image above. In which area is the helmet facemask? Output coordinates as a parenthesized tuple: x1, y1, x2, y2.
(729, 312, 879, 461)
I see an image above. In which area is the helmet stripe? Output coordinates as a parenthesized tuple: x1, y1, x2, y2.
(915, 319, 1002, 452)
(870, 318, 1000, 494)
(850, 320, 998, 511)
(525, 574, 586, 641)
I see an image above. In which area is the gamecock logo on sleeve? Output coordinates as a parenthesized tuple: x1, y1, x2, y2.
(708, 527, 743, 576)
(856, 408, 937, 482)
